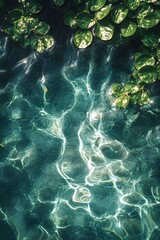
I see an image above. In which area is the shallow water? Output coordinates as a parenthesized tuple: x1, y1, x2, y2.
(0, 10, 160, 240)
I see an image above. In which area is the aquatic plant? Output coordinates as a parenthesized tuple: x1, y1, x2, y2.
(1, 0, 54, 53)
(0, 0, 159, 108)
(63, 0, 160, 108)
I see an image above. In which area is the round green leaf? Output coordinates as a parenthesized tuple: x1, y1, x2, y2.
(138, 91, 149, 105)
(134, 54, 155, 70)
(26, 0, 43, 14)
(141, 31, 159, 48)
(7, 9, 22, 23)
(95, 21, 114, 41)
(125, 0, 140, 10)
(14, 17, 28, 34)
(63, 10, 77, 28)
(25, 17, 39, 31)
(138, 66, 157, 84)
(111, 3, 128, 24)
(73, 29, 93, 48)
(35, 22, 50, 36)
(121, 20, 137, 37)
(88, 0, 106, 12)
(31, 35, 54, 53)
(111, 83, 123, 96)
(116, 94, 130, 108)
(137, 10, 160, 28)
(52, 0, 65, 7)
(76, 12, 96, 29)
(137, 5, 152, 19)
(94, 4, 112, 20)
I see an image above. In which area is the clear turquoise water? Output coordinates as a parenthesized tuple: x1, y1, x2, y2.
(0, 8, 160, 240)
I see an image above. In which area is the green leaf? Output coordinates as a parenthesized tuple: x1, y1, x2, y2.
(130, 85, 140, 94)
(35, 22, 50, 36)
(26, 0, 43, 14)
(125, 0, 140, 10)
(94, 4, 112, 20)
(73, 29, 93, 48)
(111, 3, 128, 24)
(137, 4, 152, 19)
(95, 21, 114, 41)
(52, 0, 65, 7)
(138, 66, 157, 84)
(111, 83, 123, 96)
(25, 17, 39, 31)
(76, 12, 96, 29)
(141, 31, 159, 48)
(14, 17, 28, 34)
(121, 20, 137, 37)
(137, 9, 160, 28)
(124, 83, 134, 92)
(116, 94, 130, 108)
(63, 10, 77, 28)
(138, 91, 150, 105)
(88, 0, 106, 12)
(134, 54, 155, 70)
(7, 9, 22, 23)
(31, 35, 54, 53)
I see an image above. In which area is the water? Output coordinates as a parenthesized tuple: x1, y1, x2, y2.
(0, 8, 160, 240)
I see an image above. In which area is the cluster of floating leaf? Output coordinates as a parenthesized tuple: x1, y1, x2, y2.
(63, 0, 160, 108)
(1, 0, 54, 53)
(0, 0, 159, 107)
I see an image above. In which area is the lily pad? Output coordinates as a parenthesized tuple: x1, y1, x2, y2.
(134, 54, 155, 70)
(88, 0, 106, 12)
(95, 21, 114, 41)
(35, 22, 50, 36)
(141, 31, 159, 48)
(26, 0, 43, 14)
(121, 20, 137, 37)
(76, 12, 96, 29)
(52, 0, 65, 7)
(63, 10, 77, 28)
(14, 17, 28, 34)
(137, 7, 160, 28)
(25, 17, 39, 31)
(94, 4, 112, 20)
(73, 29, 93, 48)
(138, 91, 150, 105)
(7, 9, 22, 23)
(138, 66, 157, 84)
(31, 35, 54, 53)
(116, 94, 130, 108)
(111, 83, 123, 96)
(125, 0, 140, 10)
(111, 3, 128, 24)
